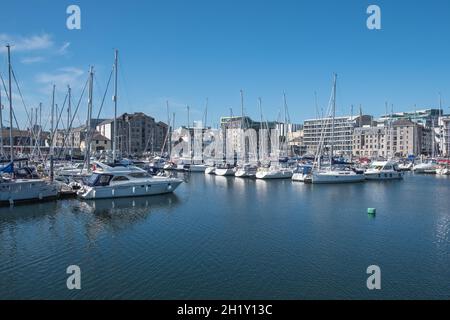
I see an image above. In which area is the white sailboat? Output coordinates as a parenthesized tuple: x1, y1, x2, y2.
(309, 74, 365, 184)
(0, 45, 59, 205)
(215, 164, 235, 176)
(256, 166, 293, 179)
(235, 163, 257, 178)
(204, 165, 216, 175)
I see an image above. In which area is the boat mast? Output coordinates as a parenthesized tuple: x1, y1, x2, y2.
(67, 85, 72, 158)
(38, 102, 42, 159)
(86, 66, 94, 170)
(258, 97, 263, 162)
(204, 97, 208, 129)
(166, 100, 171, 157)
(330, 73, 337, 170)
(50, 84, 55, 181)
(7, 45, 13, 167)
(113, 49, 118, 162)
(29, 107, 33, 157)
(240, 90, 245, 130)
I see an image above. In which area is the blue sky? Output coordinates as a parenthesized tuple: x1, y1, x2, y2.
(1, 0, 450, 130)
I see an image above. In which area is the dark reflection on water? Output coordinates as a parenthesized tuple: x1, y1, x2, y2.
(0, 173, 449, 299)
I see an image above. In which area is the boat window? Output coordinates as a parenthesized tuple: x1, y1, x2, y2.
(86, 173, 100, 186)
(128, 172, 150, 178)
(97, 174, 113, 186)
(112, 176, 130, 181)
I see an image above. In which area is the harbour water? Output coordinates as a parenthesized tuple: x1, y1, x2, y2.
(0, 173, 449, 299)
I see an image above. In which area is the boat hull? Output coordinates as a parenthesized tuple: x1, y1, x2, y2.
(256, 170, 293, 179)
(365, 171, 403, 180)
(204, 167, 216, 175)
(188, 165, 207, 172)
(311, 171, 365, 184)
(215, 168, 235, 176)
(0, 179, 59, 206)
(77, 178, 183, 200)
(292, 173, 308, 182)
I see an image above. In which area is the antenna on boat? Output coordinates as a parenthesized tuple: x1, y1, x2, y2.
(113, 49, 118, 163)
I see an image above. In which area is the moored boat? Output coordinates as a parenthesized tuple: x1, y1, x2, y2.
(77, 162, 183, 200)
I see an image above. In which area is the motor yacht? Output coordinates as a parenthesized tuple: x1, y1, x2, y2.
(364, 161, 403, 180)
(77, 162, 183, 200)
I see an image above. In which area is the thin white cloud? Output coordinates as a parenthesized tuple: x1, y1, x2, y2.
(0, 33, 71, 63)
(57, 42, 71, 55)
(0, 33, 53, 53)
(35, 67, 85, 94)
(21, 56, 45, 64)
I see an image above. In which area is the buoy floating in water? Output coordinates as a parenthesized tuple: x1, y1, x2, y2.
(367, 208, 377, 215)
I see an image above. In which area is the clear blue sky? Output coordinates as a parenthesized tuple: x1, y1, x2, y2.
(1, 0, 450, 130)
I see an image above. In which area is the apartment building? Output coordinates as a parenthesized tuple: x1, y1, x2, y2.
(353, 119, 426, 158)
(96, 112, 168, 155)
(303, 115, 373, 155)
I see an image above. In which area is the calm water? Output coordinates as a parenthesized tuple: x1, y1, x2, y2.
(0, 173, 449, 299)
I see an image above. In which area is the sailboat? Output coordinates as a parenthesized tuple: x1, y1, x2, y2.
(256, 93, 294, 180)
(0, 45, 59, 205)
(309, 74, 365, 184)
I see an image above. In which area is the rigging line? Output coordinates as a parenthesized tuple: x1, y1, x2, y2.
(11, 68, 32, 128)
(52, 92, 69, 148)
(93, 69, 113, 123)
(118, 59, 133, 114)
(55, 77, 89, 160)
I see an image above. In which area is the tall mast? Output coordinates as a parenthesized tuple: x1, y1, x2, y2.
(51, 84, 55, 155)
(240, 89, 244, 130)
(30, 107, 33, 156)
(187, 105, 190, 129)
(113, 49, 118, 162)
(38, 102, 42, 158)
(86, 66, 94, 170)
(166, 100, 170, 156)
(330, 73, 337, 168)
(204, 98, 208, 129)
(67, 85, 72, 157)
(7, 45, 13, 164)
(258, 97, 263, 161)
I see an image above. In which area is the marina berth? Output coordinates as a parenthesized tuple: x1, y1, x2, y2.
(76, 162, 183, 200)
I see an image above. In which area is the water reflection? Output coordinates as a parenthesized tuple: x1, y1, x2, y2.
(72, 194, 182, 240)
(0, 201, 59, 222)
